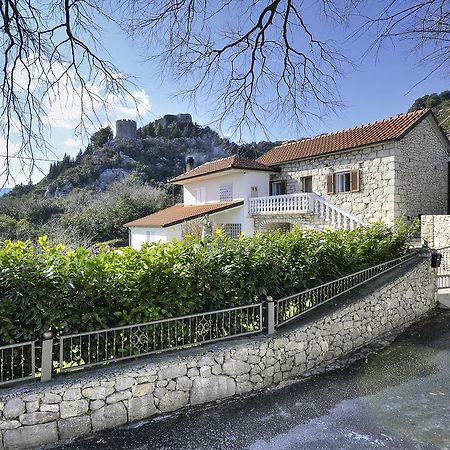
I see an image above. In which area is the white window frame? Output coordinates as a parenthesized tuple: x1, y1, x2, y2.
(219, 183, 233, 202)
(146, 230, 155, 243)
(335, 171, 351, 193)
(195, 187, 206, 203)
(271, 181, 283, 196)
(300, 176, 313, 193)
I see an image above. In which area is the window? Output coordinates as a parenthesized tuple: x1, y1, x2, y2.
(220, 223, 242, 238)
(335, 172, 351, 193)
(146, 231, 155, 242)
(327, 170, 360, 194)
(270, 180, 287, 196)
(250, 186, 259, 197)
(219, 183, 233, 202)
(301, 176, 313, 193)
(195, 187, 206, 203)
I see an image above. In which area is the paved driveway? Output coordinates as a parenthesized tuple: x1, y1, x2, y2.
(49, 309, 450, 450)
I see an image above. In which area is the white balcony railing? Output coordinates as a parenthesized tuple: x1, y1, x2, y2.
(248, 193, 313, 215)
(248, 193, 365, 231)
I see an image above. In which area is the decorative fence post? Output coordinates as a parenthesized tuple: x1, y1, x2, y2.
(266, 296, 275, 335)
(41, 331, 53, 382)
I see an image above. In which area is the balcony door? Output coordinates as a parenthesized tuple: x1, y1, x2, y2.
(301, 176, 313, 193)
(270, 180, 287, 196)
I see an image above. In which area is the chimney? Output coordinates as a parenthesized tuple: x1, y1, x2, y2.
(186, 156, 194, 172)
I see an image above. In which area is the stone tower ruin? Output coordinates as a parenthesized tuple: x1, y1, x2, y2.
(115, 119, 137, 139)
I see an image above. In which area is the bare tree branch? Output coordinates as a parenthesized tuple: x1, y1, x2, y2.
(118, 0, 348, 138)
(0, 0, 136, 185)
(352, 0, 449, 91)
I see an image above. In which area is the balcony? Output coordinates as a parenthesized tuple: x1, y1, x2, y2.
(248, 193, 314, 215)
(248, 192, 365, 230)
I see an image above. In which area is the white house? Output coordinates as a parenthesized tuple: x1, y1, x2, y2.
(125, 109, 450, 248)
(125, 155, 278, 248)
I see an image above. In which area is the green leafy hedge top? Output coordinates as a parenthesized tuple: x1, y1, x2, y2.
(0, 221, 416, 345)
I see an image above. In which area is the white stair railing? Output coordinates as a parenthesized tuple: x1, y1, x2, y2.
(310, 193, 365, 230)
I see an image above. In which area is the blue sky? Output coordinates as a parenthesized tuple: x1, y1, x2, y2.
(3, 2, 448, 186)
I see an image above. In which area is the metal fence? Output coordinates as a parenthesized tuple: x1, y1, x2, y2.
(59, 303, 263, 372)
(437, 247, 450, 289)
(276, 252, 417, 327)
(0, 341, 36, 386)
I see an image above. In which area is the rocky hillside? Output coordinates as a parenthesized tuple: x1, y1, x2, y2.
(0, 116, 278, 246)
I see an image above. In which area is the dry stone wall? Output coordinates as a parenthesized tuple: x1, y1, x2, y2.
(0, 257, 436, 449)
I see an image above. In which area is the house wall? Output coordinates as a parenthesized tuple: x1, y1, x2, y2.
(421, 215, 450, 248)
(394, 116, 448, 220)
(0, 256, 435, 449)
(182, 171, 271, 205)
(278, 143, 397, 224)
(212, 206, 254, 236)
(278, 117, 449, 225)
(184, 207, 253, 237)
(129, 225, 182, 249)
(129, 206, 251, 249)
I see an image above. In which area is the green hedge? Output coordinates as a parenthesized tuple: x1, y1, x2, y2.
(0, 222, 413, 344)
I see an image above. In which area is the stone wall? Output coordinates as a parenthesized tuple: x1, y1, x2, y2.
(278, 143, 397, 224)
(0, 257, 436, 449)
(115, 119, 137, 139)
(395, 117, 448, 219)
(421, 215, 450, 248)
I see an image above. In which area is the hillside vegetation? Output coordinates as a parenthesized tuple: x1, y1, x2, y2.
(0, 117, 276, 246)
(409, 90, 450, 133)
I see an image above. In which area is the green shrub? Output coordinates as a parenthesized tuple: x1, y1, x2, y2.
(0, 222, 414, 344)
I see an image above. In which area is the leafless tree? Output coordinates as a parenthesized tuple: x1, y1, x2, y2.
(354, 0, 449, 91)
(0, 0, 135, 184)
(118, 0, 347, 138)
(1, 0, 448, 184)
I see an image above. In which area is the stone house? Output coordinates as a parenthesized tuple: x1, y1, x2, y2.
(125, 109, 449, 248)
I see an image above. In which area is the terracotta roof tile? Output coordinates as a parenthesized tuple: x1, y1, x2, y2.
(170, 155, 277, 183)
(124, 201, 244, 228)
(257, 109, 431, 166)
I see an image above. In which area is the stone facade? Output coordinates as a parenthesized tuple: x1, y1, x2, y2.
(115, 119, 137, 139)
(254, 214, 330, 233)
(0, 257, 436, 449)
(276, 116, 448, 225)
(395, 118, 448, 219)
(421, 215, 450, 248)
(278, 143, 397, 224)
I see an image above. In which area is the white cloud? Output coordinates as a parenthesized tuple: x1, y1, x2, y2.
(12, 57, 152, 133)
(44, 85, 152, 131)
(63, 138, 82, 148)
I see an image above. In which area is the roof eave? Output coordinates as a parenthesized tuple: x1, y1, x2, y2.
(262, 138, 398, 166)
(162, 201, 244, 227)
(124, 201, 245, 228)
(170, 166, 279, 184)
(395, 108, 432, 141)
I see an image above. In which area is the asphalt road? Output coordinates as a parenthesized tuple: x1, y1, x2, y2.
(48, 309, 450, 450)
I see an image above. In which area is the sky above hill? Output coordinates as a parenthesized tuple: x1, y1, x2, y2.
(1, 2, 448, 186)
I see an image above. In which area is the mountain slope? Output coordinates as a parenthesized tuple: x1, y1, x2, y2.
(0, 117, 277, 246)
